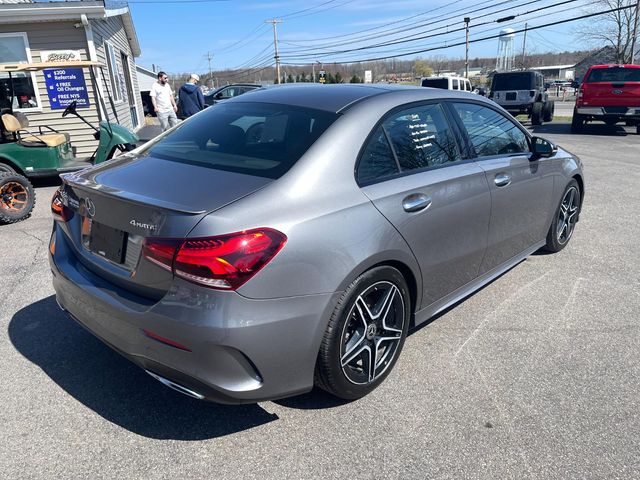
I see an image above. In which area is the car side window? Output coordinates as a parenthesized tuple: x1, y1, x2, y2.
(357, 126, 399, 184)
(451, 102, 529, 157)
(383, 104, 460, 172)
(452, 79, 459, 90)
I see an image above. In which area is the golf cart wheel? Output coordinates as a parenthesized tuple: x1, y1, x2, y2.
(0, 163, 17, 175)
(314, 266, 410, 400)
(0, 172, 35, 224)
(571, 111, 585, 133)
(542, 101, 554, 122)
(531, 102, 543, 125)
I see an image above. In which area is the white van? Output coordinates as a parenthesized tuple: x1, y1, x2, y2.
(421, 76, 473, 92)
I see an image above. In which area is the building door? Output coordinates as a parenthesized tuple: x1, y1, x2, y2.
(120, 52, 138, 128)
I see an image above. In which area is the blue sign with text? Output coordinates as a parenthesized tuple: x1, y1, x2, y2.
(44, 68, 90, 110)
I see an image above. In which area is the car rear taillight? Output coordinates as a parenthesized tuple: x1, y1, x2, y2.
(577, 83, 586, 100)
(142, 228, 287, 290)
(51, 189, 74, 222)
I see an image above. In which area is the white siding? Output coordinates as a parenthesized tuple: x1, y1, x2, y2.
(1, 16, 144, 158)
(0, 22, 101, 157)
(92, 15, 144, 130)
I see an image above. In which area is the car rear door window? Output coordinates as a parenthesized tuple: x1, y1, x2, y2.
(357, 126, 399, 184)
(357, 103, 461, 184)
(384, 104, 460, 172)
(451, 103, 529, 157)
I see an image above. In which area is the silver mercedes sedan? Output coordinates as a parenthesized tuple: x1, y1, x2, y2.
(49, 84, 584, 403)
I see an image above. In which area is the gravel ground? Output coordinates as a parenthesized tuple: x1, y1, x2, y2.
(1, 122, 639, 479)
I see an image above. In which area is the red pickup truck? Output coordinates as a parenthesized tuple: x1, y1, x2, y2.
(572, 64, 640, 134)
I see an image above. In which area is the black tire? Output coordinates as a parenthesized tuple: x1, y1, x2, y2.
(542, 100, 554, 122)
(543, 179, 580, 253)
(0, 172, 35, 224)
(571, 111, 585, 133)
(315, 266, 411, 400)
(0, 162, 17, 175)
(531, 102, 543, 125)
(636, 125, 640, 135)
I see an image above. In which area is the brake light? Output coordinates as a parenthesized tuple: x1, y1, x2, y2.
(51, 189, 74, 222)
(576, 83, 587, 100)
(142, 228, 287, 290)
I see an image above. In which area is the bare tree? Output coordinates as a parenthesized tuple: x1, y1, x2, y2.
(429, 55, 448, 75)
(576, 0, 638, 63)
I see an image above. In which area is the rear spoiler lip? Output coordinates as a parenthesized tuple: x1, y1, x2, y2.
(61, 173, 207, 215)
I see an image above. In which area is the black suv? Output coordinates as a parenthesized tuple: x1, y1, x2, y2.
(490, 71, 554, 125)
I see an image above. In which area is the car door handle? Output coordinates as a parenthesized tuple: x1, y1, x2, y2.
(494, 173, 511, 187)
(402, 193, 432, 213)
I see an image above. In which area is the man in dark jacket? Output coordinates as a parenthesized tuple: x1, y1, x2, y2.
(178, 74, 205, 118)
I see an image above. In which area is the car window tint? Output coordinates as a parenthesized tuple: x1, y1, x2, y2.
(357, 126, 399, 184)
(452, 79, 459, 90)
(452, 103, 529, 157)
(145, 102, 338, 179)
(383, 104, 460, 171)
(586, 67, 640, 82)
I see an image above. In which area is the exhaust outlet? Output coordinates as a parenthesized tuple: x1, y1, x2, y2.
(145, 370, 205, 400)
(55, 297, 66, 311)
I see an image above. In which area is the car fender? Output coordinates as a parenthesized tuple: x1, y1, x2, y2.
(95, 122, 139, 164)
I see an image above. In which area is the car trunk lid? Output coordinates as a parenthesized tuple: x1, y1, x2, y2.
(58, 154, 273, 299)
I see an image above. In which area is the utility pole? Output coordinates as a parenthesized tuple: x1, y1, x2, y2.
(464, 17, 470, 78)
(205, 52, 214, 88)
(631, 0, 639, 64)
(522, 23, 528, 69)
(266, 19, 283, 84)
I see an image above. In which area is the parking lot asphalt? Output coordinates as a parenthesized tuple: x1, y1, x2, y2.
(1, 123, 639, 479)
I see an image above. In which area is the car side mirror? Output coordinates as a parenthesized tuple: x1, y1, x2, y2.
(215, 92, 224, 99)
(531, 136, 557, 158)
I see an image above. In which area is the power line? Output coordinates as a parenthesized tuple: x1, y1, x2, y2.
(281, 3, 637, 65)
(291, 1, 594, 63)
(280, 0, 584, 60)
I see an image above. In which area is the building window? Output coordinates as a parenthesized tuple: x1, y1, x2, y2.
(105, 42, 123, 102)
(0, 32, 41, 111)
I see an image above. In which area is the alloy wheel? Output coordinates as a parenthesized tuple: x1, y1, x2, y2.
(340, 281, 406, 385)
(556, 186, 579, 245)
(0, 181, 29, 214)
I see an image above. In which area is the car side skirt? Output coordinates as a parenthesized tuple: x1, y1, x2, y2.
(414, 240, 546, 327)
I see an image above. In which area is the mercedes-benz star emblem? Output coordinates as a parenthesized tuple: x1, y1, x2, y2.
(84, 198, 96, 218)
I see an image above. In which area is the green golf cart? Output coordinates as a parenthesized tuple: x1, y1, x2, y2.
(0, 60, 139, 223)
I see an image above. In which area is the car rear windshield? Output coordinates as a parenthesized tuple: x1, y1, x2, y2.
(422, 78, 448, 89)
(144, 102, 338, 179)
(491, 73, 535, 91)
(586, 67, 640, 83)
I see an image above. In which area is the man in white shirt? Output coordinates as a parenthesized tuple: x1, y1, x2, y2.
(150, 71, 178, 131)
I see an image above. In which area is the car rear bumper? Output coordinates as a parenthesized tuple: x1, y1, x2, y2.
(49, 226, 340, 404)
(494, 102, 533, 114)
(576, 106, 640, 118)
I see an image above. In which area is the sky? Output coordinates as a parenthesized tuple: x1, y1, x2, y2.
(128, 0, 590, 75)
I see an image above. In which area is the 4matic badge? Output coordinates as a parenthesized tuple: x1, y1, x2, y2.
(130, 219, 157, 231)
